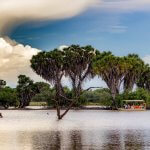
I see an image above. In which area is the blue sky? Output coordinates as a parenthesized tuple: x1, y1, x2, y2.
(1, 0, 150, 87)
(10, 6, 150, 57)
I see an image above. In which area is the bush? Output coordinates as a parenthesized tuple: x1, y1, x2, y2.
(81, 88, 112, 106)
(0, 87, 19, 109)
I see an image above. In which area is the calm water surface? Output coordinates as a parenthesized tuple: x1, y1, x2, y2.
(0, 110, 150, 150)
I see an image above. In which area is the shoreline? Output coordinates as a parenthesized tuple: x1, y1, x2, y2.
(0, 106, 149, 111)
(0, 106, 112, 111)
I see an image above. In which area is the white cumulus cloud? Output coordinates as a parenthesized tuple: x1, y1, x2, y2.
(143, 55, 150, 65)
(0, 37, 43, 87)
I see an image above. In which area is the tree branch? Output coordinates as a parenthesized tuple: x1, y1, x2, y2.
(59, 94, 74, 102)
(83, 86, 103, 92)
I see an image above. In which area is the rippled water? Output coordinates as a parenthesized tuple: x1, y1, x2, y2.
(0, 110, 150, 150)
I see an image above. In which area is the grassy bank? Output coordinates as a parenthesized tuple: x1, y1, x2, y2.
(29, 102, 47, 106)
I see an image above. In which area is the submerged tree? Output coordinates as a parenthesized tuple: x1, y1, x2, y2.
(31, 50, 65, 119)
(93, 52, 131, 109)
(31, 45, 99, 119)
(61, 45, 98, 117)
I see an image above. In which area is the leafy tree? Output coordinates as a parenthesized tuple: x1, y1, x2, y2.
(0, 87, 18, 109)
(137, 64, 150, 90)
(31, 50, 65, 119)
(31, 45, 99, 119)
(0, 80, 6, 89)
(17, 75, 36, 108)
(31, 82, 54, 106)
(82, 88, 112, 106)
(123, 54, 144, 92)
(63, 45, 97, 95)
(93, 52, 131, 109)
(61, 45, 99, 116)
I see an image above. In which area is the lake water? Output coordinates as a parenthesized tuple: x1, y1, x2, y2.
(0, 110, 150, 150)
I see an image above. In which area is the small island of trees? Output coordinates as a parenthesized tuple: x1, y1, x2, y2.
(1, 45, 150, 119)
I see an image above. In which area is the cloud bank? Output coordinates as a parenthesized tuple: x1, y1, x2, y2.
(0, 37, 43, 86)
(101, 0, 150, 12)
(0, 0, 98, 35)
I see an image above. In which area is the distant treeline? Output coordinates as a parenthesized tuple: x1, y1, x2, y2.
(1, 45, 150, 119)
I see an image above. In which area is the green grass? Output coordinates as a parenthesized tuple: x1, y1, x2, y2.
(29, 102, 47, 106)
(85, 102, 101, 106)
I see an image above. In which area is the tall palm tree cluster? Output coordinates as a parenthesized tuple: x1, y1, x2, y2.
(31, 45, 149, 119)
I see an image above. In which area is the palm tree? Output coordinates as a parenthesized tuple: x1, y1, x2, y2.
(137, 64, 150, 90)
(123, 54, 144, 92)
(17, 75, 35, 108)
(58, 45, 99, 117)
(93, 52, 130, 109)
(31, 46, 99, 119)
(64, 45, 97, 95)
(31, 50, 65, 119)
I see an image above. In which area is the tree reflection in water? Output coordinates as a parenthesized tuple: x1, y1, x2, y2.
(15, 129, 150, 150)
(31, 131, 61, 150)
(101, 130, 147, 150)
(101, 130, 122, 150)
(124, 130, 145, 150)
(69, 130, 83, 150)
(30, 130, 83, 150)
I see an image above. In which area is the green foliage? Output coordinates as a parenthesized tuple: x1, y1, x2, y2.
(0, 87, 18, 109)
(93, 52, 131, 108)
(29, 102, 47, 106)
(32, 87, 55, 106)
(31, 50, 64, 84)
(17, 75, 37, 108)
(137, 64, 150, 90)
(0, 80, 6, 89)
(123, 54, 144, 92)
(116, 88, 150, 108)
(82, 88, 112, 106)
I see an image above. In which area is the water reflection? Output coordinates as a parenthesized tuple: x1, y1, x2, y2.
(101, 130, 122, 150)
(31, 131, 62, 150)
(28, 130, 83, 150)
(69, 130, 83, 150)
(15, 129, 150, 150)
(124, 130, 145, 150)
(1, 110, 150, 149)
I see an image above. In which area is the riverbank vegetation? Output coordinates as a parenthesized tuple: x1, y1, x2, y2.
(1, 45, 150, 119)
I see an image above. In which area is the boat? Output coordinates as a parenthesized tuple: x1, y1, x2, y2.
(118, 100, 146, 111)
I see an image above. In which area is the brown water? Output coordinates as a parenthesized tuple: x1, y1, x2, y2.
(0, 110, 150, 150)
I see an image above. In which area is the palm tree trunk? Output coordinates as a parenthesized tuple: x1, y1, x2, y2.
(56, 106, 61, 120)
(111, 87, 118, 110)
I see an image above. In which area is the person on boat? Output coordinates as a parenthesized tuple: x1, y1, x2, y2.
(124, 104, 128, 109)
(0, 113, 3, 118)
(127, 104, 131, 109)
